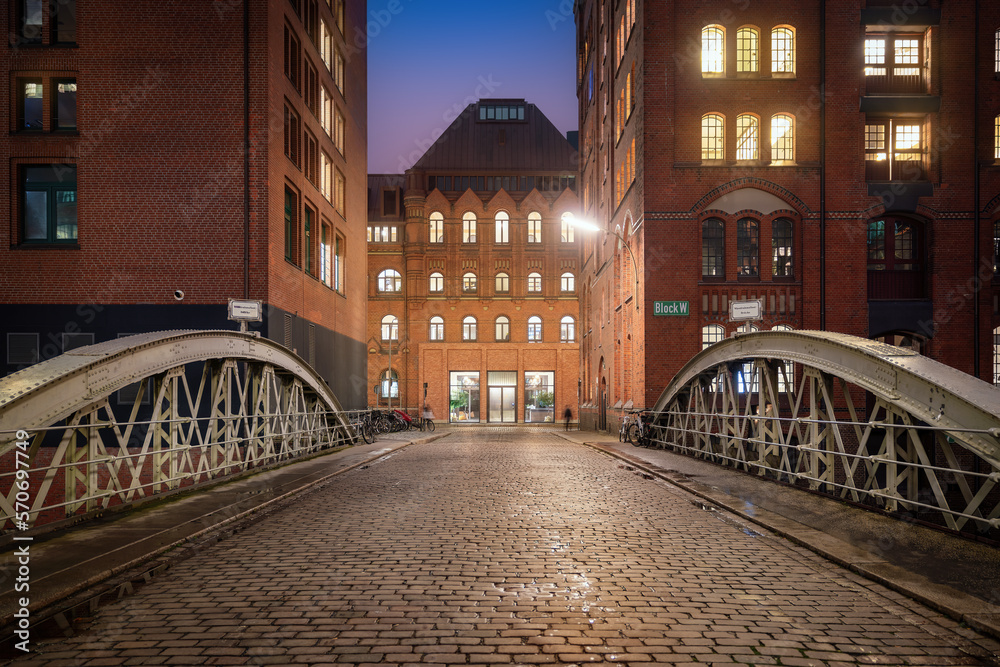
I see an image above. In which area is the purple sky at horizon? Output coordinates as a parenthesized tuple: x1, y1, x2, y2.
(366, 0, 579, 175)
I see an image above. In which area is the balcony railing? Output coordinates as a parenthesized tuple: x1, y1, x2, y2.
(865, 70, 924, 95)
(865, 157, 926, 182)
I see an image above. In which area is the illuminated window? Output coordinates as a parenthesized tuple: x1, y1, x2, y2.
(865, 34, 923, 93)
(527, 316, 542, 342)
(736, 27, 759, 73)
(702, 218, 724, 277)
(495, 211, 509, 243)
(770, 114, 794, 163)
(527, 212, 542, 243)
(495, 316, 510, 342)
(561, 213, 575, 242)
(462, 316, 477, 341)
(381, 315, 398, 341)
(429, 272, 443, 293)
(495, 272, 510, 293)
(996, 29, 1000, 74)
(462, 272, 478, 293)
(865, 119, 924, 180)
(429, 316, 444, 341)
(560, 316, 576, 342)
(429, 211, 444, 243)
(561, 273, 575, 292)
(701, 114, 724, 161)
(463, 212, 477, 243)
(377, 269, 401, 292)
(736, 114, 759, 160)
(772, 325, 795, 393)
(527, 272, 542, 293)
(995, 115, 1000, 160)
(771, 27, 795, 74)
(772, 218, 793, 278)
(702, 25, 724, 75)
(702, 324, 724, 349)
(737, 218, 759, 277)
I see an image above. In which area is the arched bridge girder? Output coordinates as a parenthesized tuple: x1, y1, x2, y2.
(0, 331, 355, 533)
(649, 330, 1000, 535)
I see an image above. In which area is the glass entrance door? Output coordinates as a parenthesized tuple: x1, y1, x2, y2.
(488, 387, 516, 422)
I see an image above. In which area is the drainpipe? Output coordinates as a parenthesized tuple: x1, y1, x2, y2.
(243, 0, 251, 299)
(819, 0, 827, 331)
(973, 1, 981, 378)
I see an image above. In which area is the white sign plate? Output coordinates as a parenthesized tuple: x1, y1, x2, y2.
(228, 299, 263, 322)
(729, 298, 763, 322)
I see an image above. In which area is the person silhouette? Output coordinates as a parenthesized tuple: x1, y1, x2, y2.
(563, 405, 572, 431)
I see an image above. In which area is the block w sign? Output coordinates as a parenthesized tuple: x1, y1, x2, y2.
(653, 301, 689, 316)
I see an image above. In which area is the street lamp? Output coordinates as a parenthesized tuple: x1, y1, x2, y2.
(566, 214, 640, 311)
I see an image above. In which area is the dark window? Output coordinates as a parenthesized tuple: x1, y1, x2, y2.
(19, 79, 43, 131)
(284, 24, 300, 90)
(772, 218, 793, 278)
(7, 333, 39, 366)
(702, 218, 724, 277)
(383, 189, 397, 216)
(16, 0, 44, 44)
(21, 165, 77, 243)
(993, 220, 1000, 278)
(284, 105, 300, 166)
(285, 187, 298, 264)
(54, 0, 76, 43)
(867, 217, 924, 299)
(54, 79, 77, 130)
(304, 130, 317, 184)
(304, 205, 314, 275)
(737, 218, 759, 277)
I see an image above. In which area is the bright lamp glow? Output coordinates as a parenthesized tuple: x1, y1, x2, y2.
(564, 213, 602, 233)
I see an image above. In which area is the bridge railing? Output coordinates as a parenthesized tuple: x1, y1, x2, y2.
(646, 331, 1000, 540)
(0, 331, 361, 536)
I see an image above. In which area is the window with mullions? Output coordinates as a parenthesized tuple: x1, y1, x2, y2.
(495, 272, 510, 293)
(864, 34, 923, 94)
(702, 25, 725, 75)
(561, 213, 575, 242)
(560, 316, 576, 342)
(771, 27, 795, 75)
(527, 272, 542, 294)
(995, 114, 1000, 161)
(865, 119, 925, 181)
(736, 27, 759, 73)
(770, 114, 794, 163)
(772, 218, 794, 278)
(378, 269, 401, 293)
(527, 316, 542, 342)
(463, 212, 477, 243)
(15, 0, 75, 45)
(737, 218, 759, 277)
(430, 316, 444, 341)
(560, 273, 575, 292)
(285, 188, 298, 263)
(463, 272, 478, 294)
(527, 212, 542, 243)
(702, 218, 724, 277)
(21, 165, 77, 244)
(381, 315, 398, 341)
(495, 211, 509, 243)
(429, 272, 444, 293)
(736, 114, 759, 160)
(867, 217, 924, 299)
(462, 316, 478, 341)
(701, 114, 724, 161)
(429, 212, 444, 243)
(18, 80, 43, 131)
(495, 316, 510, 342)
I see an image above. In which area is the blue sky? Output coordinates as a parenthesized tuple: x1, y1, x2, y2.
(366, 0, 579, 174)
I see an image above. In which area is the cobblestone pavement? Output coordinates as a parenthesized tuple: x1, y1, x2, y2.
(11, 428, 1000, 666)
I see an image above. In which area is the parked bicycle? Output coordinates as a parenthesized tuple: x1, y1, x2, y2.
(621, 410, 654, 447)
(349, 411, 375, 444)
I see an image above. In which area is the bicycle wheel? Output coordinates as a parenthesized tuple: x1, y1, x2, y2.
(426, 419, 435, 432)
(626, 423, 639, 446)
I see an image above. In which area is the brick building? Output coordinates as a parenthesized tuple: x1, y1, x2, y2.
(367, 100, 581, 424)
(574, 0, 1000, 430)
(1, 0, 369, 407)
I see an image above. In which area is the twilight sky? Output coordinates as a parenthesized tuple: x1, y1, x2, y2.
(366, 0, 579, 175)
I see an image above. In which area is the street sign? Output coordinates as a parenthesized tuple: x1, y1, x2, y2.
(228, 299, 262, 322)
(729, 299, 763, 322)
(653, 300, 690, 316)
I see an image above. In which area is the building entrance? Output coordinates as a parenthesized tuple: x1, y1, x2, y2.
(487, 371, 517, 423)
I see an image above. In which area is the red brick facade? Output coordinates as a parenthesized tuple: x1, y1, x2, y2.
(367, 101, 582, 423)
(575, 0, 1000, 430)
(1, 0, 370, 407)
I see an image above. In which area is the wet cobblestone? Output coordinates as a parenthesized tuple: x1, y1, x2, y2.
(12, 428, 1000, 666)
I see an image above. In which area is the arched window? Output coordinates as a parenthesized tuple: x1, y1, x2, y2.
(527, 316, 542, 342)
(495, 316, 510, 342)
(428, 211, 444, 243)
(560, 212, 575, 242)
(772, 218, 793, 277)
(702, 25, 724, 75)
(495, 272, 510, 293)
(736, 114, 759, 160)
(701, 114, 724, 161)
(495, 211, 509, 243)
(527, 212, 542, 243)
(462, 211, 477, 243)
(770, 114, 794, 163)
(736, 26, 759, 73)
(462, 316, 477, 341)
(379, 369, 398, 399)
(702, 218, 725, 277)
(377, 269, 401, 292)
(462, 272, 477, 293)
(429, 316, 444, 341)
(381, 315, 398, 341)
(737, 218, 759, 277)
(527, 272, 542, 293)
(560, 316, 576, 342)
(771, 26, 795, 74)
(702, 324, 724, 349)
(561, 272, 575, 292)
(429, 272, 444, 293)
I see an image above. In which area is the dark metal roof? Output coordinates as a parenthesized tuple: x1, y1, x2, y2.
(409, 99, 578, 174)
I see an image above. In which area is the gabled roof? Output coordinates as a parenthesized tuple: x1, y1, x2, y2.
(410, 99, 578, 173)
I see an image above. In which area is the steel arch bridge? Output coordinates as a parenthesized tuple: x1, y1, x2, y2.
(0, 330, 355, 534)
(648, 330, 1000, 539)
